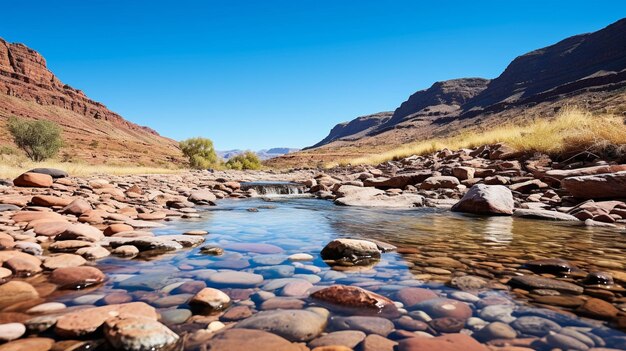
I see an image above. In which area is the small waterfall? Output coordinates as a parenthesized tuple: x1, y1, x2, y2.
(240, 181, 308, 196)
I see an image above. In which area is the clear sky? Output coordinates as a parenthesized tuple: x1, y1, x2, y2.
(2, 1, 625, 150)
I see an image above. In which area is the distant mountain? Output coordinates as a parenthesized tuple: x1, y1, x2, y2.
(0, 38, 183, 166)
(272, 18, 626, 167)
(217, 148, 300, 161)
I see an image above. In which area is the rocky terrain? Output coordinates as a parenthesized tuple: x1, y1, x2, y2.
(218, 148, 300, 161)
(0, 140, 625, 350)
(0, 38, 183, 166)
(271, 18, 626, 168)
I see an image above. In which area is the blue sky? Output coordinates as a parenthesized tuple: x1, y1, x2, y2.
(2, 1, 625, 150)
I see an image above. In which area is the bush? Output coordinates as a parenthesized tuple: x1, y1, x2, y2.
(7, 117, 63, 161)
(225, 151, 262, 170)
(179, 137, 219, 169)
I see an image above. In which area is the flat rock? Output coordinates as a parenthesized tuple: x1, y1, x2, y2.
(330, 316, 394, 336)
(562, 171, 626, 199)
(311, 285, 395, 312)
(309, 330, 366, 349)
(320, 239, 381, 265)
(508, 275, 583, 294)
(27, 168, 68, 178)
(0, 337, 54, 351)
(514, 209, 579, 221)
(43, 254, 86, 270)
(200, 328, 304, 351)
(235, 308, 328, 341)
(397, 333, 487, 351)
(55, 302, 157, 337)
(0, 281, 39, 309)
(207, 271, 264, 288)
(13, 173, 53, 188)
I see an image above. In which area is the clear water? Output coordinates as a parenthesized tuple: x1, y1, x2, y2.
(39, 197, 626, 348)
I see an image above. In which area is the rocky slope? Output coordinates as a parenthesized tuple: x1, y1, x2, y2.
(0, 38, 183, 166)
(276, 18, 626, 167)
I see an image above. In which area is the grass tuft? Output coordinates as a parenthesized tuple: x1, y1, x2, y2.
(340, 108, 626, 166)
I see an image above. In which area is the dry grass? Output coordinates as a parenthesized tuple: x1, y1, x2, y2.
(340, 108, 626, 166)
(0, 157, 184, 179)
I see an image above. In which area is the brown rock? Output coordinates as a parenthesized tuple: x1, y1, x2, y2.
(0, 281, 39, 308)
(104, 223, 134, 236)
(452, 184, 514, 215)
(0, 337, 54, 351)
(360, 334, 397, 351)
(43, 254, 86, 270)
(55, 302, 157, 337)
(398, 333, 487, 351)
(395, 287, 438, 307)
(576, 297, 619, 319)
(562, 171, 626, 199)
(61, 198, 92, 215)
(13, 173, 53, 188)
(201, 328, 303, 351)
(49, 266, 105, 289)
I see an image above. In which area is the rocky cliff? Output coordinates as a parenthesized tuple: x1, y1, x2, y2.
(285, 18, 626, 167)
(0, 38, 182, 166)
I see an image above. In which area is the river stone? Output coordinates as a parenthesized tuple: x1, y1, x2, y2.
(452, 184, 514, 215)
(413, 298, 472, 319)
(395, 287, 438, 308)
(524, 258, 574, 275)
(50, 266, 105, 289)
(309, 330, 366, 349)
(190, 288, 231, 312)
(508, 275, 583, 294)
(330, 316, 394, 336)
(112, 245, 139, 256)
(235, 308, 328, 341)
(0, 281, 39, 309)
(576, 298, 619, 319)
(473, 321, 517, 341)
(0, 337, 55, 351)
(311, 285, 394, 310)
(255, 265, 295, 279)
(0, 323, 26, 341)
(56, 223, 104, 242)
(397, 333, 487, 351)
(55, 302, 157, 337)
(188, 190, 216, 204)
(546, 333, 591, 351)
(320, 239, 380, 265)
(360, 334, 397, 351)
(479, 304, 515, 323)
(449, 276, 488, 291)
(251, 254, 288, 265)
(42, 254, 86, 270)
(511, 316, 561, 336)
(201, 328, 303, 351)
(13, 173, 53, 188)
(104, 317, 179, 351)
(160, 309, 191, 324)
(207, 271, 264, 288)
(62, 198, 92, 216)
(26, 302, 66, 314)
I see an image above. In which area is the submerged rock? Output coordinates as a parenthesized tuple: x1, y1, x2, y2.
(235, 308, 328, 342)
(104, 317, 179, 351)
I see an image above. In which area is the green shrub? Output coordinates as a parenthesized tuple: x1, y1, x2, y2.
(7, 117, 63, 161)
(179, 137, 219, 169)
(225, 151, 262, 170)
(0, 146, 17, 155)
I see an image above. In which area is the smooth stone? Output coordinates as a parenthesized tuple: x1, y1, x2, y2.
(55, 302, 157, 337)
(311, 285, 396, 313)
(320, 238, 380, 265)
(42, 254, 86, 270)
(508, 275, 584, 294)
(190, 288, 231, 312)
(159, 309, 191, 324)
(330, 316, 394, 336)
(0, 337, 54, 351)
(413, 298, 472, 319)
(288, 253, 314, 261)
(396, 287, 439, 308)
(510, 316, 561, 336)
(473, 321, 517, 341)
(309, 330, 366, 349)
(546, 333, 591, 350)
(360, 334, 397, 351)
(200, 328, 303, 351)
(112, 245, 139, 256)
(397, 333, 487, 351)
(26, 302, 66, 314)
(224, 243, 284, 254)
(255, 265, 295, 279)
(0, 281, 39, 309)
(235, 308, 328, 342)
(50, 266, 105, 289)
(251, 254, 288, 265)
(0, 323, 26, 341)
(104, 317, 179, 351)
(207, 271, 264, 288)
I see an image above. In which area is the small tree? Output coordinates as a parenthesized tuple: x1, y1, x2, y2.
(7, 117, 63, 161)
(225, 151, 262, 170)
(179, 137, 219, 169)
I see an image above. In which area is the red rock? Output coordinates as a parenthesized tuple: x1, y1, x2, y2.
(562, 171, 626, 199)
(13, 173, 53, 188)
(452, 184, 514, 215)
(311, 285, 395, 311)
(61, 198, 92, 215)
(0, 281, 39, 309)
(55, 302, 157, 337)
(0, 337, 54, 351)
(200, 328, 303, 351)
(360, 334, 397, 351)
(576, 297, 619, 319)
(104, 223, 134, 236)
(398, 333, 488, 351)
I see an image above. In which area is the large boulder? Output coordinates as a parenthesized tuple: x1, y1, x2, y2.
(451, 184, 514, 215)
(562, 171, 626, 199)
(363, 171, 431, 189)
